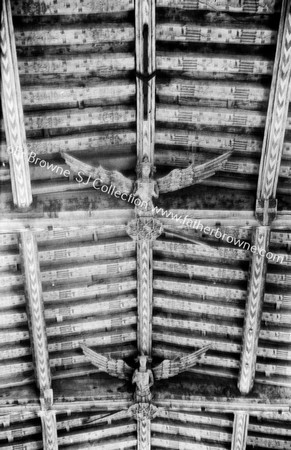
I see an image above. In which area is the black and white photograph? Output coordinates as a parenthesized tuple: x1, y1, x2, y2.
(0, 0, 291, 449)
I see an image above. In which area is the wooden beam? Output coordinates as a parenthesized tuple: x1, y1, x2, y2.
(257, 0, 291, 201)
(19, 230, 58, 450)
(21, 82, 136, 109)
(156, 80, 270, 104)
(1, 0, 32, 207)
(154, 398, 291, 413)
(17, 53, 134, 77)
(4, 105, 136, 132)
(156, 0, 278, 13)
(156, 24, 276, 45)
(156, 105, 267, 128)
(15, 25, 134, 47)
(231, 413, 249, 450)
(157, 53, 273, 76)
(11, 0, 134, 15)
(238, 227, 270, 394)
(135, 0, 156, 163)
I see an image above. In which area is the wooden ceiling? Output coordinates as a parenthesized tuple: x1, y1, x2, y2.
(0, 0, 291, 449)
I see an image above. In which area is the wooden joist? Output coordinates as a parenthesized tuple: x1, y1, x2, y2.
(15, 24, 134, 47)
(157, 105, 268, 128)
(155, 130, 291, 159)
(156, 24, 277, 45)
(1, 130, 136, 159)
(238, 227, 270, 394)
(18, 53, 134, 76)
(154, 397, 291, 413)
(157, 53, 273, 76)
(151, 422, 232, 442)
(21, 82, 136, 108)
(231, 413, 249, 450)
(43, 277, 136, 302)
(2, 106, 136, 132)
(154, 276, 247, 302)
(19, 230, 58, 450)
(156, 0, 279, 13)
(11, 0, 134, 15)
(1, 0, 32, 207)
(156, 80, 270, 104)
(257, 0, 291, 201)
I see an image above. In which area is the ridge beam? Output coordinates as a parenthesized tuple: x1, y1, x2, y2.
(231, 413, 249, 450)
(135, 0, 156, 163)
(19, 230, 58, 450)
(257, 0, 291, 202)
(1, 0, 32, 207)
(238, 227, 270, 394)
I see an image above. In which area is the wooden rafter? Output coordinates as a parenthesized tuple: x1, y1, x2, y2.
(1, 0, 32, 207)
(257, 0, 291, 204)
(231, 413, 249, 450)
(19, 231, 58, 450)
(238, 227, 270, 394)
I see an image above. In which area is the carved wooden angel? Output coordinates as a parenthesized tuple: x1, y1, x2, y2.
(80, 343, 211, 388)
(62, 151, 232, 208)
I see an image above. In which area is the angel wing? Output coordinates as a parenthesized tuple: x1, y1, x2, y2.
(62, 152, 134, 195)
(156, 151, 232, 194)
(80, 344, 134, 380)
(152, 344, 211, 381)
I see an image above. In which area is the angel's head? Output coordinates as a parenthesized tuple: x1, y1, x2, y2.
(136, 354, 151, 371)
(136, 155, 155, 179)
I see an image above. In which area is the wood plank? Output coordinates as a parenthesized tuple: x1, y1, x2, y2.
(18, 53, 134, 76)
(21, 82, 136, 108)
(152, 422, 232, 442)
(43, 277, 136, 302)
(40, 258, 136, 283)
(11, 0, 134, 15)
(9, 105, 136, 131)
(154, 398, 291, 413)
(231, 413, 249, 450)
(154, 276, 247, 301)
(157, 53, 273, 75)
(157, 105, 267, 128)
(151, 436, 229, 450)
(1, 0, 32, 207)
(57, 423, 136, 446)
(19, 230, 58, 450)
(238, 227, 270, 394)
(157, 23, 276, 45)
(257, 0, 291, 200)
(15, 24, 134, 47)
(156, 80, 270, 104)
(1, 130, 136, 159)
(156, 0, 279, 13)
(153, 260, 247, 281)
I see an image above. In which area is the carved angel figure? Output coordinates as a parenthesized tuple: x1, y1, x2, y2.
(80, 343, 211, 400)
(62, 151, 232, 207)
